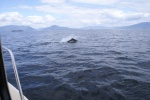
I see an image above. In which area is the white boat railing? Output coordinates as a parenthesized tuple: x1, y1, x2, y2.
(2, 46, 25, 100)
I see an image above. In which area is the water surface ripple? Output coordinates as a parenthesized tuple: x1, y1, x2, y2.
(1, 29, 150, 100)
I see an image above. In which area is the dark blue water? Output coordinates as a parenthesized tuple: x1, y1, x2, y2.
(1, 29, 150, 100)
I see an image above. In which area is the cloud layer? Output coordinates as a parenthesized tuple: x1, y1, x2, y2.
(1, 0, 150, 28)
(71, 0, 119, 5)
(0, 12, 55, 28)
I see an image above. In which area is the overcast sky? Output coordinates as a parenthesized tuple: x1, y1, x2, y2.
(0, 0, 150, 28)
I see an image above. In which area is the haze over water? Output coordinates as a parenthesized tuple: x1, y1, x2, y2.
(1, 29, 150, 100)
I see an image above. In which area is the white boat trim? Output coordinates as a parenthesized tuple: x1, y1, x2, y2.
(8, 83, 28, 100)
(2, 46, 28, 100)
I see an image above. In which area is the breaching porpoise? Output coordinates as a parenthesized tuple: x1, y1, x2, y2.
(67, 38, 77, 43)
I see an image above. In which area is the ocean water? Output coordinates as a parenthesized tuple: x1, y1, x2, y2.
(1, 29, 150, 100)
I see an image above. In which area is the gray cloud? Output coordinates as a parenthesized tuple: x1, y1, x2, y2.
(1, 0, 150, 28)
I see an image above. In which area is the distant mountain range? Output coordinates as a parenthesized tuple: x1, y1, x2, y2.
(0, 22, 150, 32)
(42, 25, 72, 30)
(0, 25, 34, 32)
(83, 22, 150, 29)
(119, 22, 150, 29)
(82, 22, 150, 29)
(82, 26, 109, 29)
